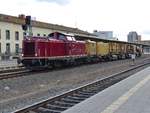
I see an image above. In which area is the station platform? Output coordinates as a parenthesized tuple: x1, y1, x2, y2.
(63, 66, 150, 113)
(0, 59, 19, 68)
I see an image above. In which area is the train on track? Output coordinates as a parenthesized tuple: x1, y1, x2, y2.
(20, 32, 142, 68)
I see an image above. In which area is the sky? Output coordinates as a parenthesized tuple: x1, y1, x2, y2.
(0, 0, 150, 41)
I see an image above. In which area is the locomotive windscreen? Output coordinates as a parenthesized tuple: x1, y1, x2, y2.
(23, 42, 35, 56)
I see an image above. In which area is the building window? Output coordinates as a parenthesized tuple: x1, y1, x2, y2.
(0, 29, 1, 39)
(6, 43, 10, 54)
(37, 33, 40, 36)
(6, 30, 10, 40)
(0, 42, 1, 54)
(43, 34, 46, 36)
(15, 31, 19, 40)
(23, 32, 26, 36)
(23, 32, 26, 39)
(146, 48, 150, 53)
(15, 44, 19, 54)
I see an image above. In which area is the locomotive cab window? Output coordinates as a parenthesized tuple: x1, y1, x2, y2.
(58, 34, 66, 41)
(66, 36, 75, 41)
(66, 36, 72, 41)
(37, 33, 40, 36)
(48, 33, 54, 38)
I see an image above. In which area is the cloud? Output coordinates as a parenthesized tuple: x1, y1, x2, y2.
(36, 0, 70, 5)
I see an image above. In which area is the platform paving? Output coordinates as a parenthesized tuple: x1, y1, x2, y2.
(63, 66, 150, 113)
(0, 59, 19, 68)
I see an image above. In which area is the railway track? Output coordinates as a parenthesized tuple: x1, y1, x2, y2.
(0, 65, 24, 72)
(14, 61, 150, 113)
(0, 56, 149, 80)
(0, 66, 30, 80)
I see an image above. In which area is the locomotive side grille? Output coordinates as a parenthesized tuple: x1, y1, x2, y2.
(23, 42, 35, 56)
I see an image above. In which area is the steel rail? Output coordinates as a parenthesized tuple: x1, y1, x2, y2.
(0, 65, 24, 72)
(0, 69, 31, 80)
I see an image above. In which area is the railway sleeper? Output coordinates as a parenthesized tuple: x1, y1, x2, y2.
(66, 95, 85, 101)
(26, 111, 37, 113)
(54, 101, 75, 107)
(84, 89, 100, 93)
(81, 90, 98, 94)
(53, 101, 74, 107)
(35, 107, 61, 113)
(85, 87, 101, 91)
(46, 103, 68, 111)
(61, 98, 80, 104)
(77, 91, 95, 96)
(87, 85, 107, 90)
(88, 84, 100, 88)
(73, 93, 91, 98)
(82, 89, 99, 93)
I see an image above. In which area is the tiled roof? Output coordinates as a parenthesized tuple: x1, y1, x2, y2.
(0, 14, 93, 36)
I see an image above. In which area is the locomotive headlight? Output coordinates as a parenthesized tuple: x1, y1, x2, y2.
(21, 54, 24, 57)
(35, 53, 38, 56)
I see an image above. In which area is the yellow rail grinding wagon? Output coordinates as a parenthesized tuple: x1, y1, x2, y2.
(96, 42, 109, 57)
(85, 40, 96, 56)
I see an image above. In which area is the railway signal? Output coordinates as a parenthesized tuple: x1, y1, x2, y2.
(22, 15, 33, 37)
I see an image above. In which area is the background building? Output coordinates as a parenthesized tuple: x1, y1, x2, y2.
(0, 14, 92, 60)
(93, 30, 117, 40)
(127, 31, 141, 42)
(127, 31, 150, 54)
(140, 40, 150, 54)
(138, 35, 141, 43)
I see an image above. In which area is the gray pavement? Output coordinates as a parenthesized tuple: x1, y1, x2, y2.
(0, 59, 19, 68)
(63, 66, 150, 113)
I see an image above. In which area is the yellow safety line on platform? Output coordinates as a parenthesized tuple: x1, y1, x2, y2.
(101, 74, 150, 113)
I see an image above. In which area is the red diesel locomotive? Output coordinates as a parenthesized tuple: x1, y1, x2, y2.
(21, 32, 87, 67)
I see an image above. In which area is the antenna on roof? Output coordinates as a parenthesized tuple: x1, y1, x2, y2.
(74, 16, 78, 28)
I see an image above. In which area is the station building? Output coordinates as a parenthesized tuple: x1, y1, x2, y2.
(0, 14, 91, 60)
(127, 31, 150, 54)
(140, 40, 150, 54)
(127, 31, 140, 42)
(93, 30, 117, 40)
